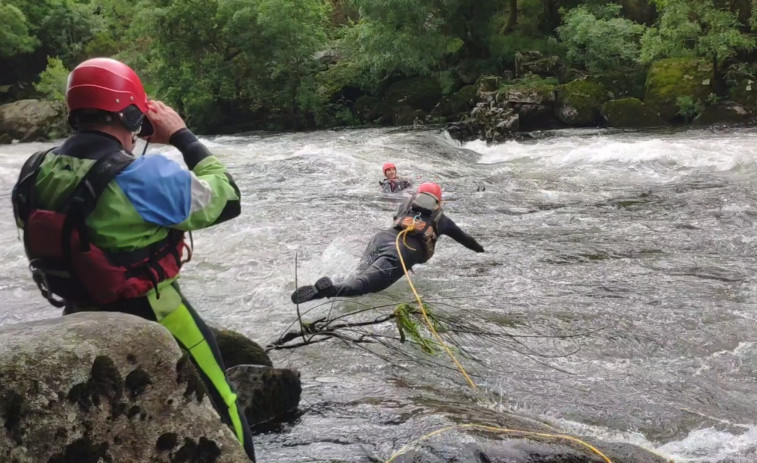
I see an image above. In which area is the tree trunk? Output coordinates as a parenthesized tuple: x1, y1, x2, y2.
(503, 0, 518, 34)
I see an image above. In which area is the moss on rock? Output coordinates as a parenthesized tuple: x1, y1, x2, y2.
(644, 58, 713, 121)
(554, 79, 608, 126)
(601, 97, 668, 128)
(212, 328, 272, 368)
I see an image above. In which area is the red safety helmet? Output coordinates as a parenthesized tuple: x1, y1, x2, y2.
(417, 182, 442, 202)
(382, 162, 396, 174)
(66, 58, 153, 136)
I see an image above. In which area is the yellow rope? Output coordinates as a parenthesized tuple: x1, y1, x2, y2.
(385, 423, 613, 463)
(389, 225, 616, 463)
(395, 227, 477, 389)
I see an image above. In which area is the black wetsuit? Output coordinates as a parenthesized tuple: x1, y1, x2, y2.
(305, 211, 484, 301)
(379, 178, 412, 193)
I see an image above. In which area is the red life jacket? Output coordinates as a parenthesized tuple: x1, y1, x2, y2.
(12, 149, 190, 308)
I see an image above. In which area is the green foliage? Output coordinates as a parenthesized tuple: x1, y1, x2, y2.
(676, 95, 704, 120)
(255, 0, 331, 112)
(0, 3, 38, 58)
(343, 0, 510, 86)
(491, 33, 559, 69)
(641, 0, 756, 64)
(2, 0, 756, 132)
(35, 1, 104, 67)
(34, 56, 69, 101)
(394, 302, 443, 354)
(144, 0, 331, 131)
(556, 4, 646, 73)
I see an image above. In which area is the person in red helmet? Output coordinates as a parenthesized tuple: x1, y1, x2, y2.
(291, 182, 484, 303)
(12, 57, 255, 461)
(379, 161, 412, 193)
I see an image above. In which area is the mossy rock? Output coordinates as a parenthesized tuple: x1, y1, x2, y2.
(692, 101, 753, 127)
(211, 328, 272, 368)
(447, 85, 477, 113)
(477, 75, 500, 93)
(601, 97, 668, 128)
(517, 56, 564, 79)
(728, 78, 757, 112)
(499, 80, 557, 106)
(554, 79, 609, 126)
(643, 58, 713, 121)
(382, 77, 442, 112)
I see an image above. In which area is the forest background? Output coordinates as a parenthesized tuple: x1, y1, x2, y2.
(1, 0, 757, 135)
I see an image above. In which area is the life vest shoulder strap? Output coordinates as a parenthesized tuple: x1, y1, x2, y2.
(64, 150, 134, 218)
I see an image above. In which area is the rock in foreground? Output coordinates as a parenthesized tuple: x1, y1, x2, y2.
(0, 312, 248, 463)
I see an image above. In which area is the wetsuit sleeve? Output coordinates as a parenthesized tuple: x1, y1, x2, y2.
(436, 214, 485, 253)
(115, 129, 240, 230)
(170, 129, 241, 229)
(398, 179, 412, 190)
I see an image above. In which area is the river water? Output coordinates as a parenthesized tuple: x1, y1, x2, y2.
(1, 127, 756, 462)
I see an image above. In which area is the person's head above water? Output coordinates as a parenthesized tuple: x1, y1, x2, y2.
(382, 162, 397, 179)
(417, 182, 442, 203)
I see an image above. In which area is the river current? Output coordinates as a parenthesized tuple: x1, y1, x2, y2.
(1, 127, 756, 462)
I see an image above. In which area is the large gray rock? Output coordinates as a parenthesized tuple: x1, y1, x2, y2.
(0, 99, 67, 143)
(0, 312, 248, 463)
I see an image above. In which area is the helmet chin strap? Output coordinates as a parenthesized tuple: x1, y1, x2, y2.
(131, 125, 150, 157)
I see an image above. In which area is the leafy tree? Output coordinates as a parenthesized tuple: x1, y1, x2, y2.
(0, 3, 38, 58)
(342, 0, 509, 86)
(254, 0, 331, 116)
(641, 0, 756, 65)
(37, 1, 104, 66)
(556, 4, 646, 74)
(34, 56, 69, 101)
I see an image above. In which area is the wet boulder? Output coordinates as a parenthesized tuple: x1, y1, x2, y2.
(227, 365, 301, 427)
(498, 80, 558, 130)
(212, 327, 273, 367)
(601, 97, 669, 128)
(0, 312, 248, 463)
(692, 101, 753, 127)
(0, 99, 67, 143)
(554, 79, 609, 126)
(643, 58, 713, 121)
(212, 328, 302, 427)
